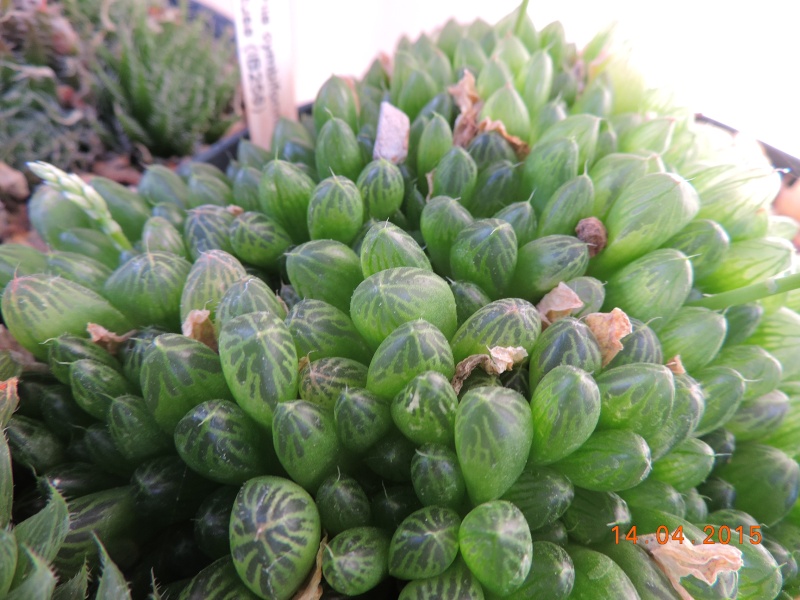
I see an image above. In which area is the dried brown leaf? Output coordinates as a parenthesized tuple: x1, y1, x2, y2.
(49, 12, 80, 54)
(373, 101, 410, 164)
(87, 323, 136, 355)
(298, 354, 311, 373)
(642, 534, 743, 600)
(477, 118, 531, 159)
(0, 325, 46, 372)
(181, 310, 217, 352)
(447, 70, 480, 115)
(536, 282, 584, 328)
(452, 106, 482, 148)
(0, 326, 32, 359)
(576, 217, 608, 257)
(276, 293, 290, 317)
(225, 205, 245, 217)
(377, 52, 393, 80)
(666, 355, 686, 375)
(91, 157, 141, 186)
(425, 171, 435, 202)
(448, 70, 483, 148)
(292, 536, 327, 600)
(0, 162, 30, 203)
(451, 346, 528, 394)
(0, 377, 20, 428)
(584, 308, 632, 367)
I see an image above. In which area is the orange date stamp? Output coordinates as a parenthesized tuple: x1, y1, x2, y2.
(612, 525, 763, 545)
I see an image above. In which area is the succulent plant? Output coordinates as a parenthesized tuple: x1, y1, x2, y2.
(2, 3, 800, 599)
(94, 1, 240, 158)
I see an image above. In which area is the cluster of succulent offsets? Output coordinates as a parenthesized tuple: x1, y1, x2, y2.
(1, 3, 800, 599)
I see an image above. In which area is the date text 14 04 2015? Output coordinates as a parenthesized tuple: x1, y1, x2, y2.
(612, 525, 763, 545)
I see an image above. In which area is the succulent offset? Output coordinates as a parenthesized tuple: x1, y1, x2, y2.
(1, 4, 800, 600)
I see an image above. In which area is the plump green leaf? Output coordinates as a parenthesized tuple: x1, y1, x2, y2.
(323, 527, 390, 596)
(287, 240, 364, 315)
(456, 386, 533, 504)
(175, 399, 271, 485)
(219, 311, 298, 429)
(141, 333, 233, 434)
(104, 251, 191, 330)
(367, 320, 455, 400)
(459, 500, 532, 596)
(2, 275, 133, 360)
(273, 401, 347, 493)
(389, 506, 460, 580)
(229, 211, 292, 272)
(551, 430, 652, 492)
(398, 555, 484, 600)
(177, 556, 260, 600)
(285, 299, 373, 366)
(229, 476, 321, 600)
(566, 545, 638, 600)
(562, 488, 631, 546)
(529, 366, 601, 465)
(299, 357, 368, 410)
(351, 267, 458, 351)
(179, 249, 248, 323)
(501, 466, 574, 531)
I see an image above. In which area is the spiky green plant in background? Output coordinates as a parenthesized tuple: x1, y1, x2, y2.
(94, 0, 240, 158)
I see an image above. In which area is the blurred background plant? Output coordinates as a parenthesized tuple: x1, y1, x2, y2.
(93, 0, 240, 159)
(0, 0, 101, 174)
(0, 0, 240, 176)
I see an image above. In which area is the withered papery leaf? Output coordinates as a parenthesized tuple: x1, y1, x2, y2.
(87, 323, 136, 355)
(425, 171, 436, 202)
(0, 377, 20, 428)
(0, 161, 30, 202)
(291, 536, 327, 600)
(448, 69, 480, 115)
(536, 282, 584, 328)
(584, 308, 632, 367)
(451, 346, 528, 394)
(666, 355, 686, 375)
(0, 325, 45, 371)
(642, 534, 743, 600)
(448, 70, 483, 148)
(181, 310, 217, 352)
(297, 354, 311, 374)
(477, 118, 530, 159)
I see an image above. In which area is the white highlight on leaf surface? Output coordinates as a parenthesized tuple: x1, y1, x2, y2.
(373, 102, 410, 164)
